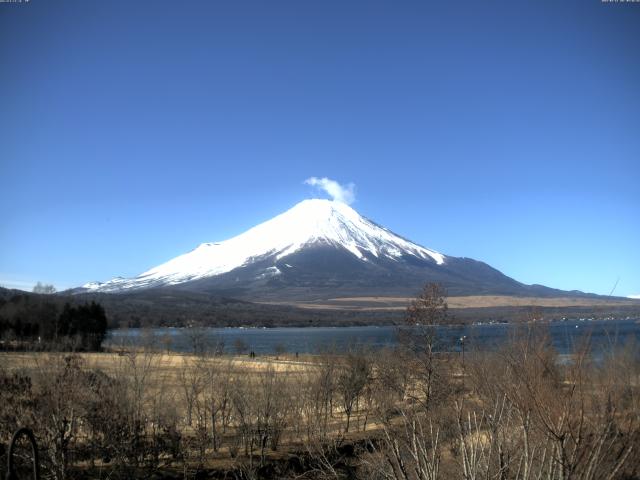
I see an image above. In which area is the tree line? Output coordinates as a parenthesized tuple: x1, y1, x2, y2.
(0, 293, 108, 351)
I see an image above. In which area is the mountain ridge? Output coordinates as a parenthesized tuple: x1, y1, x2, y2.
(77, 199, 599, 300)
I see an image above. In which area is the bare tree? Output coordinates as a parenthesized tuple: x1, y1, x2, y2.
(32, 355, 86, 480)
(401, 283, 450, 409)
(33, 281, 56, 294)
(363, 404, 442, 480)
(234, 338, 249, 356)
(204, 358, 233, 452)
(337, 351, 372, 433)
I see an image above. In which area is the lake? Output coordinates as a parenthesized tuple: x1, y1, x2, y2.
(106, 318, 640, 355)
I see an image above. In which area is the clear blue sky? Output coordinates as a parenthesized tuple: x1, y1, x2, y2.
(1, 0, 638, 297)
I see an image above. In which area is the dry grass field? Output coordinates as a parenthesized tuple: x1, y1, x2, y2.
(2, 331, 639, 479)
(1, 348, 397, 477)
(0, 350, 322, 381)
(263, 294, 640, 311)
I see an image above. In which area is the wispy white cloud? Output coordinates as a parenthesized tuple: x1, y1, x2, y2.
(628, 294, 640, 299)
(304, 177, 356, 205)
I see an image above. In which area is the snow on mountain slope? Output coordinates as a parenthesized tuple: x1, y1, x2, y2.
(83, 199, 445, 293)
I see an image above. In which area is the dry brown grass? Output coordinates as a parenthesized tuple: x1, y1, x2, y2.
(261, 295, 639, 311)
(0, 350, 319, 378)
(0, 350, 410, 438)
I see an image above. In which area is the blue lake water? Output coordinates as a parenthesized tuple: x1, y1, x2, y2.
(106, 318, 640, 355)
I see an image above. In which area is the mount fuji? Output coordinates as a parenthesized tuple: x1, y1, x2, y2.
(78, 199, 578, 300)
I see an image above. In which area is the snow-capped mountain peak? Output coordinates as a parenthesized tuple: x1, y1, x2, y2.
(82, 199, 445, 293)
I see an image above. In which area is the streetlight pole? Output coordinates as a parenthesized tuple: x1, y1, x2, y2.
(459, 335, 467, 391)
(460, 335, 467, 374)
